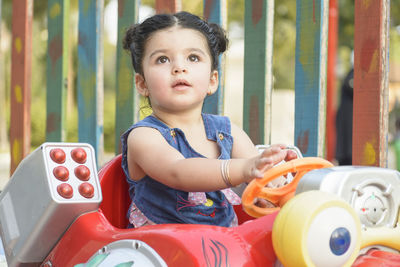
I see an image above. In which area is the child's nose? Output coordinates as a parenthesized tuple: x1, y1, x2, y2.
(173, 68, 186, 74)
(172, 62, 187, 74)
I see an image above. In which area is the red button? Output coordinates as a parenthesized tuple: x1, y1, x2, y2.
(53, 166, 69, 181)
(74, 165, 90, 181)
(50, 148, 66, 164)
(79, 183, 94, 198)
(71, 148, 87, 164)
(57, 183, 73, 199)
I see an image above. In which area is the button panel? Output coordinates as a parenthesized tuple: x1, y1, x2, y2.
(44, 144, 101, 202)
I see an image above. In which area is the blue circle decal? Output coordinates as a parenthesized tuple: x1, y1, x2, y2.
(329, 227, 351, 256)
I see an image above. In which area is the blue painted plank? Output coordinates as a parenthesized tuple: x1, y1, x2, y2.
(202, 0, 226, 115)
(294, 0, 328, 157)
(77, 0, 104, 164)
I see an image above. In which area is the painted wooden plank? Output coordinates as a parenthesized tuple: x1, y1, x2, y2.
(46, 0, 69, 142)
(0, 0, 8, 152)
(10, 0, 33, 174)
(77, 0, 104, 164)
(202, 0, 226, 115)
(114, 0, 139, 153)
(294, 0, 329, 157)
(243, 0, 274, 145)
(155, 0, 181, 13)
(353, 0, 389, 167)
(326, 0, 338, 162)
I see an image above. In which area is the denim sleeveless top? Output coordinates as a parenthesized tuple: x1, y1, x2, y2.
(121, 113, 237, 226)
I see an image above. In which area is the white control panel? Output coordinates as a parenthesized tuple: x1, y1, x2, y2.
(296, 166, 400, 228)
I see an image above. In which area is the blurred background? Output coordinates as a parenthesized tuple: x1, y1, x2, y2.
(0, 0, 399, 183)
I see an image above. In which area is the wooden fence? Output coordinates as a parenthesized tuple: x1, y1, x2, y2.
(6, 0, 390, 174)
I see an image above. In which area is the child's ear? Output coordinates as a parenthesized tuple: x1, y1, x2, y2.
(208, 70, 219, 95)
(135, 73, 149, 96)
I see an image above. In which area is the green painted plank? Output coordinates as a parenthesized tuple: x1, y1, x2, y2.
(46, 0, 69, 141)
(202, 0, 226, 115)
(294, 0, 328, 157)
(115, 0, 139, 153)
(243, 0, 274, 145)
(77, 0, 104, 164)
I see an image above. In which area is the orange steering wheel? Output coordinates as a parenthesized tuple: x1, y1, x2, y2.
(241, 157, 334, 218)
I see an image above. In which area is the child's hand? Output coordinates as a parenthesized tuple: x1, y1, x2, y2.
(244, 144, 297, 183)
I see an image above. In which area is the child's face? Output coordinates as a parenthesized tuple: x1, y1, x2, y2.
(135, 26, 218, 113)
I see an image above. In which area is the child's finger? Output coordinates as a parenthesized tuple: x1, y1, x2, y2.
(261, 147, 287, 165)
(284, 149, 298, 161)
(254, 157, 274, 173)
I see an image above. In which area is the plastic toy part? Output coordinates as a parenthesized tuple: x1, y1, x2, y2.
(74, 240, 167, 267)
(242, 157, 333, 218)
(57, 183, 74, 199)
(296, 166, 400, 228)
(0, 143, 102, 267)
(71, 148, 87, 164)
(74, 165, 91, 181)
(272, 190, 362, 267)
(360, 223, 400, 252)
(53, 166, 69, 181)
(352, 249, 400, 267)
(50, 148, 66, 164)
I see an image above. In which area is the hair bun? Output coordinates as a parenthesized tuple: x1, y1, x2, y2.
(209, 23, 228, 54)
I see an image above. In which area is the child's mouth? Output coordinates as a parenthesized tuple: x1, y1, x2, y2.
(172, 79, 191, 89)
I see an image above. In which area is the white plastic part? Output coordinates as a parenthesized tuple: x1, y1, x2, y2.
(83, 240, 167, 267)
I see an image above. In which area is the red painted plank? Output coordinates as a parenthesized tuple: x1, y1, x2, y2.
(10, 0, 33, 175)
(155, 0, 181, 13)
(326, 0, 338, 162)
(353, 0, 389, 166)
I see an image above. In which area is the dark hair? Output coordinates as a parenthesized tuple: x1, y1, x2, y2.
(123, 11, 228, 75)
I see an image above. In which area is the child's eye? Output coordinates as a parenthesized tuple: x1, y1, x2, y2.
(188, 54, 200, 62)
(156, 56, 169, 64)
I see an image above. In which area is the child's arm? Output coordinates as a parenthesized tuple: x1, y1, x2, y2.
(126, 126, 294, 192)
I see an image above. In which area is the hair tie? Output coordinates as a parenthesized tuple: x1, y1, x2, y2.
(129, 42, 135, 53)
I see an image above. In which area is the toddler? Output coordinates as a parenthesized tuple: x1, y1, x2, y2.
(121, 11, 296, 228)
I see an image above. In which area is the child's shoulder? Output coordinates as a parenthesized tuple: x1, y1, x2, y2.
(122, 116, 169, 144)
(129, 115, 170, 131)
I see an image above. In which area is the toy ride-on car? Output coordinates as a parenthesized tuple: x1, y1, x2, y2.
(0, 142, 400, 266)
